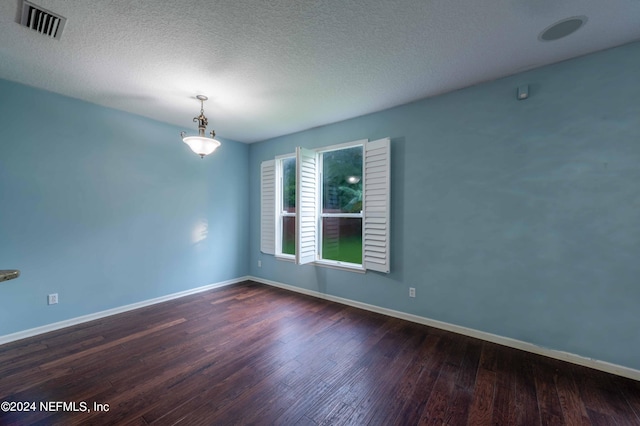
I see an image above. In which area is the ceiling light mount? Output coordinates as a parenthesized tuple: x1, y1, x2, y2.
(181, 95, 221, 158)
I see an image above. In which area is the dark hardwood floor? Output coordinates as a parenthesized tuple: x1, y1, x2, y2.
(1, 280, 639, 425)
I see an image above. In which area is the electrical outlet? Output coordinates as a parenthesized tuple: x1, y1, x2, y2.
(48, 293, 58, 305)
(409, 287, 416, 298)
(258, 260, 262, 268)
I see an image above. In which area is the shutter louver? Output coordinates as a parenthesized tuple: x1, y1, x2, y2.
(260, 160, 276, 254)
(364, 138, 391, 273)
(295, 147, 317, 264)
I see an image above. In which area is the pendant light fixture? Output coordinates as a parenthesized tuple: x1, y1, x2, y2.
(180, 95, 221, 158)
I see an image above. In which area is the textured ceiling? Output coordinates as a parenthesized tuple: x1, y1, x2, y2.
(1, 0, 639, 143)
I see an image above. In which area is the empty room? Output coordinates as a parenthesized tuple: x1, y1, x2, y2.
(1, 0, 640, 424)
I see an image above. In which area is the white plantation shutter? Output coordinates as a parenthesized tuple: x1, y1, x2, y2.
(295, 147, 317, 265)
(363, 138, 391, 273)
(260, 160, 276, 255)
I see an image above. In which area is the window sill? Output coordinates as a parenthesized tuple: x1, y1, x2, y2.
(274, 255, 365, 273)
(312, 260, 366, 274)
(275, 254, 295, 262)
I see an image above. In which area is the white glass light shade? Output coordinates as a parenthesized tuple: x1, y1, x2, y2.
(182, 136, 221, 158)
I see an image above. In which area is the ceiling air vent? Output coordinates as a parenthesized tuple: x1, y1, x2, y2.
(20, 1, 66, 40)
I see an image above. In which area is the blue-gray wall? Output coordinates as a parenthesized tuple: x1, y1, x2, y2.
(0, 80, 249, 335)
(249, 41, 640, 370)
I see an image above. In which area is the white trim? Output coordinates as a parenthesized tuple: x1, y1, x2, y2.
(312, 259, 366, 273)
(275, 254, 295, 262)
(320, 212, 363, 218)
(275, 153, 295, 160)
(249, 275, 640, 382)
(315, 138, 367, 154)
(315, 153, 323, 262)
(317, 143, 365, 268)
(0, 276, 248, 346)
(275, 154, 297, 257)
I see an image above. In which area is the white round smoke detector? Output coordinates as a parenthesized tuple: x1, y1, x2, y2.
(539, 16, 587, 41)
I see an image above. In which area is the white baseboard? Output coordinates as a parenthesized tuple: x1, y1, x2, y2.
(249, 275, 640, 382)
(0, 276, 249, 346)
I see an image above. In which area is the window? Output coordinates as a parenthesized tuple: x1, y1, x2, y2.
(261, 138, 390, 273)
(319, 145, 363, 265)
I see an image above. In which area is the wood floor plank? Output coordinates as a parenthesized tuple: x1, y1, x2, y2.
(467, 366, 496, 425)
(365, 331, 435, 425)
(391, 334, 452, 425)
(490, 343, 515, 425)
(1, 280, 639, 425)
(443, 339, 482, 425)
(40, 318, 187, 369)
(533, 360, 565, 425)
(418, 335, 468, 425)
(310, 319, 414, 424)
(621, 379, 640, 424)
(589, 372, 639, 426)
(555, 369, 591, 426)
(509, 352, 542, 425)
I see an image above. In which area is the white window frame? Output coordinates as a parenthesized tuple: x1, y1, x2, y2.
(316, 140, 366, 270)
(260, 137, 390, 273)
(275, 154, 296, 261)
